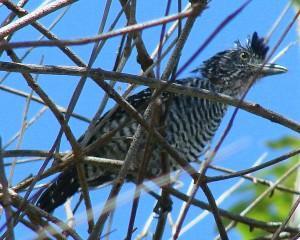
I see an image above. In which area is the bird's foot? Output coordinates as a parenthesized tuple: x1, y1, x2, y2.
(153, 195, 173, 214)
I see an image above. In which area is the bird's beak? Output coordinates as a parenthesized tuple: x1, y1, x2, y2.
(259, 63, 288, 76)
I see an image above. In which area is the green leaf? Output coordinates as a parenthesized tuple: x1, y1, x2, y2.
(266, 136, 300, 149)
(229, 135, 299, 239)
(293, 0, 300, 8)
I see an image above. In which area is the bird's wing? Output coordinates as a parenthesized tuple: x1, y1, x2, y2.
(78, 87, 172, 147)
(101, 87, 171, 125)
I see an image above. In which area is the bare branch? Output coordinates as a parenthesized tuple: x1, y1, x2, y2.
(0, 0, 76, 38)
(1, 61, 299, 133)
(0, 138, 15, 240)
(0, 5, 199, 50)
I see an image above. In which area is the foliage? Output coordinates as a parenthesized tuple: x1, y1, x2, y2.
(229, 136, 300, 239)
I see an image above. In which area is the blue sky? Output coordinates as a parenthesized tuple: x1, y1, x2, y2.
(0, 0, 299, 239)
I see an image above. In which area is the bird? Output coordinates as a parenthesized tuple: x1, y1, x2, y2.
(36, 32, 287, 213)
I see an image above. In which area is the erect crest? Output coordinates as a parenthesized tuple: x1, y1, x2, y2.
(249, 32, 269, 59)
(235, 32, 269, 60)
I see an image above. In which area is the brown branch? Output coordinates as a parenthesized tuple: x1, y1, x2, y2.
(272, 196, 300, 239)
(0, 138, 15, 239)
(161, 0, 208, 80)
(1, 61, 299, 133)
(3, 149, 59, 158)
(166, 187, 299, 235)
(119, 0, 155, 76)
(5, 49, 93, 231)
(126, 97, 158, 240)
(5, 51, 79, 154)
(200, 183, 228, 240)
(8, 192, 82, 240)
(88, 111, 149, 239)
(0, 5, 199, 50)
(4, 148, 300, 196)
(8, 156, 124, 193)
(152, 97, 171, 240)
(207, 148, 300, 182)
(208, 163, 300, 196)
(0, 0, 76, 38)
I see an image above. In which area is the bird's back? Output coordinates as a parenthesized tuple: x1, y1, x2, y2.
(82, 77, 227, 183)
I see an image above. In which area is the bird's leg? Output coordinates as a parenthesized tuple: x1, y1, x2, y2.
(148, 190, 173, 214)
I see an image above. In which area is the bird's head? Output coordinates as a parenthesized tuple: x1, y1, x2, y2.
(198, 32, 287, 96)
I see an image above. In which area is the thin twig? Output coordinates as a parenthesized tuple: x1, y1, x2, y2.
(207, 148, 300, 182)
(0, 138, 15, 240)
(0, 3, 71, 84)
(0, 5, 199, 50)
(200, 183, 228, 240)
(0, 0, 29, 57)
(9, 191, 82, 240)
(207, 160, 300, 196)
(3, 106, 48, 149)
(0, 85, 90, 123)
(0, 0, 76, 38)
(218, 158, 300, 239)
(273, 196, 300, 239)
(8, 55, 43, 186)
(119, 0, 154, 76)
(166, 187, 299, 234)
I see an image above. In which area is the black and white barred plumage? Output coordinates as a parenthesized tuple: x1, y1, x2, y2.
(37, 32, 287, 213)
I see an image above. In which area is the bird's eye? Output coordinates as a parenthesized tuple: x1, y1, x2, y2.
(240, 52, 250, 60)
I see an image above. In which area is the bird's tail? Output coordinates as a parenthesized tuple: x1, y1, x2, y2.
(36, 166, 79, 213)
(36, 166, 115, 213)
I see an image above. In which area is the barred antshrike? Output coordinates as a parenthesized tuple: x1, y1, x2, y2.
(37, 32, 287, 212)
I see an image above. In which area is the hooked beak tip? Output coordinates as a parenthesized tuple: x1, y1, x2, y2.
(261, 63, 288, 76)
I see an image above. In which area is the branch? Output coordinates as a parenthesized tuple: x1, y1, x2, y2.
(200, 183, 228, 240)
(207, 148, 300, 182)
(0, 4, 199, 50)
(119, 0, 155, 76)
(1, 61, 299, 133)
(0, 138, 15, 239)
(6, 148, 300, 194)
(161, 0, 208, 80)
(8, 191, 82, 240)
(88, 110, 150, 239)
(5, 50, 93, 230)
(166, 187, 299, 235)
(0, 84, 90, 123)
(0, 0, 76, 38)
